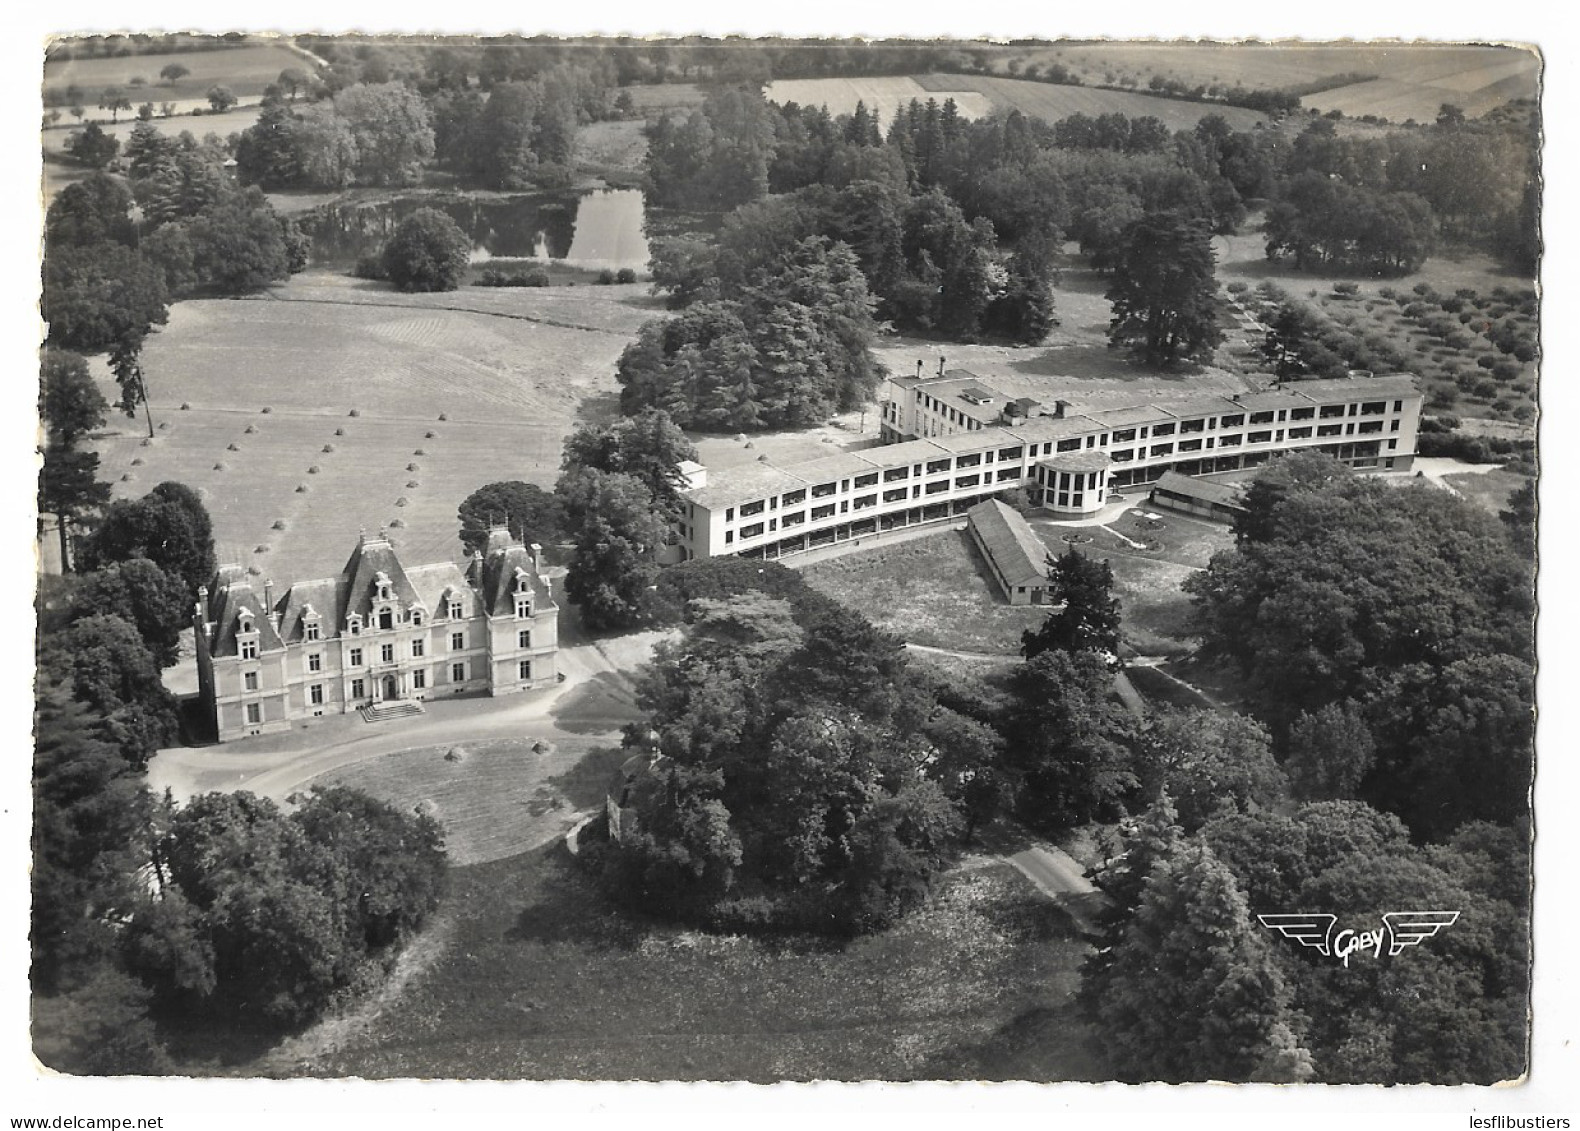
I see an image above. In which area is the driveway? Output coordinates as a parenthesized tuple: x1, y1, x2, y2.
(147, 629, 670, 804)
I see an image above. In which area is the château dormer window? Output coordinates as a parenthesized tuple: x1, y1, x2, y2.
(448, 598, 463, 619)
(516, 596, 532, 619)
(305, 621, 320, 641)
(348, 614, 362, 636)
(379, 607, 394, 630)
(411, 609, 423, 626)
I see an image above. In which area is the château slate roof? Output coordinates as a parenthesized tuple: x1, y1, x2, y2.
(203, 528, 550, 654)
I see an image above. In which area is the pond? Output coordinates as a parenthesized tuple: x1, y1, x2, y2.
(299, 188, 651, 272)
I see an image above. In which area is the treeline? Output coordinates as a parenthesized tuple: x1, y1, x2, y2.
(1262, 111, 1538, 275)
(235, 62, 618, 191)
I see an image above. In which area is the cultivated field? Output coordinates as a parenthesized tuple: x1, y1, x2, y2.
(42, 40, 308, 113)
(764, 77, 994, 129)
(999, 43, 1538, 123)
(303, 737, 625, 866)
(88, 272, 650, 586)
(304, 846, 1103, 1080)
(764, 73, 1266, 132)
(803, 529, 1048, 655)
(913, 73, 1267, 132)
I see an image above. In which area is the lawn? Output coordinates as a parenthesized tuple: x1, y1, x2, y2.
(802, 528, 1048, 656)
(86, 271, 650, 586)
(1039, 510, 1234, 657)
(303, 737, 626, 866)
(302, 847, 1104, 1080)
(1442, 468, 1532, 516)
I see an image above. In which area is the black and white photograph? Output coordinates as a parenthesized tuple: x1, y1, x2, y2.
(13, 7, 1569, 1126)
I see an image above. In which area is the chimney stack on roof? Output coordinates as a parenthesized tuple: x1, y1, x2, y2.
(530, 542, 543, 575)
(915, 359, 923, 378)
(938, 356, 946, 376)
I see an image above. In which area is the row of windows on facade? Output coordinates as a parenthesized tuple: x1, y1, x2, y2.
(240, 660, 537, 723)
(239, 628, 532, 664)
(713, 434, 1403, 544)
(717, 406, 1405, 524)
(240, 591, 535, 650)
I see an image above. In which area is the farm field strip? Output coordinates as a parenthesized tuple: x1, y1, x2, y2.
(912, 73, 1267, 131)
(764, 77, 992, 127)
(43, 42, 306, 104)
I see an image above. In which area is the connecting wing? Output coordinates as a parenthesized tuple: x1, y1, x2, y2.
(1383, 911, 1460, 955)
(1256, 913, 1337, 956)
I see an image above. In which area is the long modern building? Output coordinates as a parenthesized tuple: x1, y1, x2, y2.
(671, 370, 1421, 563)
(195, 527, 559, 742)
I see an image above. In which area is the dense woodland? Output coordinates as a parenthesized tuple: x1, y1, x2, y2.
(581, 445, 1535, 1082)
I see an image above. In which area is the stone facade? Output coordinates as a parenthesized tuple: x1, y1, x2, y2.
(195, 527, 558, 743)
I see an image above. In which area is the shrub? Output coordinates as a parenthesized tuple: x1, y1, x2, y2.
(1332, 281, 1360, 297)
(1477, 354, 1498, 370)
(1492, 361, 1521, 381)
(381, 208, 471, 293)
(1474, 379, 1499, 399)
(616, 267, 637, 284)
(1513, 342, 1538, 363)
(596, 268, 616, 285)
(353, 254, 387, 281)
(1459, 311, 1476, 325)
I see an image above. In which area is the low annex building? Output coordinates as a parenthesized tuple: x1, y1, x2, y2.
(967, 498, 1052, 605)
(671, 370, 1422, 563)
(1149, 470, 1249, 523)
(195, 527, 558, 743)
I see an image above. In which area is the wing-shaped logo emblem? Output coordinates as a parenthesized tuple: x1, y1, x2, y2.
(1257, 913, 1337, 956)
(1382, 911, 1460, 955)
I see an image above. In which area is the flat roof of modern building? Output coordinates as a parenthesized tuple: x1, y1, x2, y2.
(787, 451, 886, 484)
(686, 463, 809, 510)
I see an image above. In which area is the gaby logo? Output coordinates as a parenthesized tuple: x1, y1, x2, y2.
(1257, 912, 1460, 966)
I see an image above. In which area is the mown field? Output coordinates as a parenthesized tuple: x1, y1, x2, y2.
(303, 846, 1103, 1081)
(87, 272, 650, 585)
